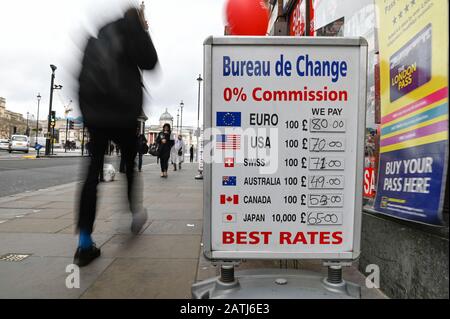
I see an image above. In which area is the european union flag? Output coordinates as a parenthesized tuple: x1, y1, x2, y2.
(222, 176, 237, 186)
(216, 112, 241, 127)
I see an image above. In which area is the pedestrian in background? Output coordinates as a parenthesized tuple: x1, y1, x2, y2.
(137, 132, 148, 172)
(156, 123, 174, 178)
(190, 145, 194, 163)
(76, 5, 158, 267)
(171, 134, 185, 171)
(86, 140, 92, 156)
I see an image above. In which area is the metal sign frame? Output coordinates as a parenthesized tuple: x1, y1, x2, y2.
(202, 36, 368, 261)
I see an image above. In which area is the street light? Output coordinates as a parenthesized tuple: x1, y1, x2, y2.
(180, 100, 184, 136)
(45, 64, 63, 156)
(64, 100, 73, 153)
(196, 74, 203, 162)
(26, 112, 29, 136)
(35, 94, 41, 153)
(177, 108, 180, 133)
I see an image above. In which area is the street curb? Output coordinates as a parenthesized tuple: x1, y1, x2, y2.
(38, 155, 89, 159)
(0, 181, 81, 204)
(0, 162, 158, 204)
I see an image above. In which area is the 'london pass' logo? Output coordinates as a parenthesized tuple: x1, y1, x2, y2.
(216, 112, 241, 127)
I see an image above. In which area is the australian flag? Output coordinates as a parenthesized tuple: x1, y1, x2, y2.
(216, 112, 241, 127)
(222, 176, 237, 186)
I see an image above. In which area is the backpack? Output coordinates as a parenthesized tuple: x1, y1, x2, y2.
(142, 143, 149, 154)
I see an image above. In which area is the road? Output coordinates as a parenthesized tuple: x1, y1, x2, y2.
(0, 152, 157, 197)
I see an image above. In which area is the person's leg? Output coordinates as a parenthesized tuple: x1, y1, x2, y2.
(99, 155, 105, 182)
(159, 157, 163, 176)
(161, 156, 169, 176)
(138, 153, 143, 172)
(113, 128, 137, 210)
(77, 128, 108, 235)
(75, 128, 108, 266)
(120, 155, 126, 173)
(114, 128, 147, 234)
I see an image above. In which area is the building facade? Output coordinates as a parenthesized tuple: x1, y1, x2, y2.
(0, 97, 29, 139)
(261, 0, 448, 298)
(145, 108, 198, 152)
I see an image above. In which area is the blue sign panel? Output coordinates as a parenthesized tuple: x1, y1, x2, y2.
(374, 140, 447, 225)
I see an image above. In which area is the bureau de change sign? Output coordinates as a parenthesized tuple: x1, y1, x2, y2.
(203, 37, 368, 260)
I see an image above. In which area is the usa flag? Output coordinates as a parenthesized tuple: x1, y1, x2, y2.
(216, 135, 240, 150)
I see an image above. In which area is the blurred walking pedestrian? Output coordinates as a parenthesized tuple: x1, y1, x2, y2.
(137, 132, 148, 172)
(190, 145, 194, 163)
(75, 5, 158, 267)
(156, 123, 174, 177)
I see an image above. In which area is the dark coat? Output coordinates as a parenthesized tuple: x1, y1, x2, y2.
(78, 10, 158, 129)
(137, 134, 148, 154)
(155, 131, 174, 159)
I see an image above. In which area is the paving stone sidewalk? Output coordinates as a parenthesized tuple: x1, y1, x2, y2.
(0, 163, 202, 299)
(0, 163, 386, 299)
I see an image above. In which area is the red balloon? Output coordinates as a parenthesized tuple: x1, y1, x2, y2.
(226, 0, 269, 36)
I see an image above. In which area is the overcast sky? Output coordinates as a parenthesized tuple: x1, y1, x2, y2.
(0, 0, 226, 126)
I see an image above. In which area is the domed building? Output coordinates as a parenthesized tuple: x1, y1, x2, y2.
(159, 108, 174, 128)
(145, 108, 197, 155)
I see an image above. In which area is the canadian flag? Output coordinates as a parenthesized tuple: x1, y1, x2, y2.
(220, 195, 239, 205)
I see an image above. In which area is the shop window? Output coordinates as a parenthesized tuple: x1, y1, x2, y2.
(315, 17, 344, 36)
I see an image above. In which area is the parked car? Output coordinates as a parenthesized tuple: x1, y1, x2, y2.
(0, 139, 10, 151)
(9, 135, 30, 153)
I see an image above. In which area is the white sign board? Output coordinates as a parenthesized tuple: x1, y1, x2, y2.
(203, 37, 367, 260)
(198, 133, 204, 172)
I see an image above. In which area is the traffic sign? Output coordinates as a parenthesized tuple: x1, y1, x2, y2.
(203, 37, 368, 261)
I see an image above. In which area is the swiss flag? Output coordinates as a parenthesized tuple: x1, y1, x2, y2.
(224, 158, 235, 168)
(220, 194, 239, 205)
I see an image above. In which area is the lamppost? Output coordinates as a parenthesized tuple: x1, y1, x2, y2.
(26, 112, 29, 136)
(196, 74, 203, 162)
(64, 100, 73, 153)
(45, 64, 63, 156)
(35, 94, 41, 157)
(81, 123, 86, 156)
(179, 100, 184, 137)
(177, 108, 180, 133)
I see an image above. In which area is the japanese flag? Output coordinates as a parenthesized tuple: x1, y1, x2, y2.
(223, 213, 236, 223)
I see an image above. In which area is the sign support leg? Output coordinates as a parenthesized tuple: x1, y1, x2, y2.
(219, 264, 236, 284)
(326, 264, 343, 285)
